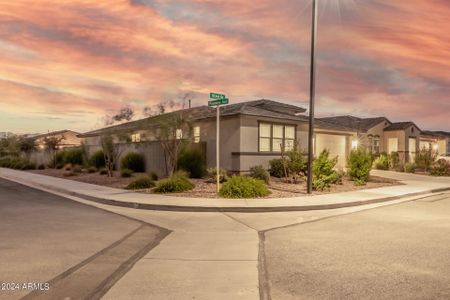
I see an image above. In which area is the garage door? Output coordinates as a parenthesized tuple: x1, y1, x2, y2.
(315, 134, 347, 168)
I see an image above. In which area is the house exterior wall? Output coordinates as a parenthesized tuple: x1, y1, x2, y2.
(366, 121, 390, 153)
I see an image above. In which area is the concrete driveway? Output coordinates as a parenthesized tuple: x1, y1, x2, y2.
(0, 178, 167, 300)
(263, 192, 450, 300)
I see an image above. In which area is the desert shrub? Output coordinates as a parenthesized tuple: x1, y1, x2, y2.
(415, 147, 438, 171)
(154, 171, 194, 193)
(99, 168, 108, 175)
(55, 163, 63, 169)
(219, 176, 270, 198)
(177, 146, 206, 178)
(206, 168, 228, 183)
(37, 164, 46, 170)
(394, 163, 405, 173)
(1, 157, 35, 170)
(63, 171, 75, 177)
(347, 149, 373, 185)
(126, 175, 155, 190)
(87, 166, 97, 173)
(249, 165, 270, 183)
(388, 152, 400, 169)
(120, 152, 145, 173)
(21, 162, 36, 170)
(54, 151, 66, 166)
(63, 148, 84, 165)
(149, 171, 159, 181)
(89, 150, 105, 168)
(64, 163, 72, 171)
(404, 163, 416, 173)
(373, 154, 389, 170)
(72, 165, 83, 173)
(287, 148, 307, 182)
(269, 158, 287, 178)
(120, 168, 134, 178)
(429, 159, 450, 176)
(312, 149, 339, 191)
(0, 156, 14, 168)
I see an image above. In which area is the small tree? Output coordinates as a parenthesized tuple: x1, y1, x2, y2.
(17, 137, 36, 159)
(154, 111, 193, 176)
(100, 134, 124, 177)
(44, 136, 65, 168)
(415, 146, 438, 171)
(347, 149, 373, 185)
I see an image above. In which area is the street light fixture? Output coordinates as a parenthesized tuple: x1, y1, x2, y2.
(307, 0, 318, 194)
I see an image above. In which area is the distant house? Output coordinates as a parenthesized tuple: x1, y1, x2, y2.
(0, 132, 15, 140)
(79, 99, 358, 175)
(420, 131, 450, 157)
(34, 130, 82, 149)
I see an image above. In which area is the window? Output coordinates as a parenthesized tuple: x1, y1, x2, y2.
(259, 123, 296, 152)
(388, 138, 398, 153)
(176, 129, 183, 140)
(373, 137, 380, 154)
(194, 126, 200, 143)
(131, 133, 141, 143)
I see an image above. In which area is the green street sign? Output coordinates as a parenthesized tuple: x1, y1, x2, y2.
(208, 98, 229, 106)
(210, 92, 226, 100)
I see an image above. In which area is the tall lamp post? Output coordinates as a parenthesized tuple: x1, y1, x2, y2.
(307, 0, 318, 194)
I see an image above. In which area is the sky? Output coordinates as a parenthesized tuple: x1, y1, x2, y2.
(0, 0, 449, 134)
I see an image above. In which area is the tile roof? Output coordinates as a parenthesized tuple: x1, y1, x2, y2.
(384, 122, 421, 132)
(421, 130, 450, 138)
(79, 99, 310, 137)
(317, 115, 388, 132)
(33, 130, 79, 139)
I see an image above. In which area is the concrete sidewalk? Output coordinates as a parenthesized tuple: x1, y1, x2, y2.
(1, 168, 449, 212)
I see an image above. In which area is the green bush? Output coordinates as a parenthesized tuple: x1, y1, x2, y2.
(120, 168, 133, 178)
(249, 165, 270, 183)
(72, 165, 83, 173)
(373, 154, 389, 170)
(347, 149, 372, 185)
(64, 148, 84, 165)
(54, 151, 65, 167)
(415, 147, 438, 171)
(89, 150, 105, 168)
(126, 175, 155, 190)
(312, 149, 339, 191)
(64, 164, 72, 171)
(388, 152, 400, 169)
(55, 163, 63, 169)
(206, 168, 228, 183)
(404, 163, 416, 173)
(0, 156, 35, 170)
(429, 159, 450, 176)
(99, 168, 108, 175)
(149, 171, 159, 181)
(269, 158, 287, 178)
(178, 146, 206, 178)
(154, 172, 195, 193)
(287, 148, 307, 182)
(219, 176, 270, 198)
(120, 152, 145, 173)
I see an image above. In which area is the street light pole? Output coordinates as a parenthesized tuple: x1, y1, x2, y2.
(307, 0, 318, 194)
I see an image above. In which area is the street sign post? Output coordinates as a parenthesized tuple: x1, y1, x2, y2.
(209, 92, 228, 193)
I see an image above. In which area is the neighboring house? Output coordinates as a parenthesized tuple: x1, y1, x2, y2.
(79, 99, 358, 175)
(420, 131, 450, 157)
(0, 132, 15, 139)
(319, 116, 422, 162)
(34, 130, 82, 149)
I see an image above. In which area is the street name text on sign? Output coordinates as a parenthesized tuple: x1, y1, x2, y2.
(208, 98, 229, 106)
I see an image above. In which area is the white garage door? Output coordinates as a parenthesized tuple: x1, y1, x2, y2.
(315, 134, 347, 168)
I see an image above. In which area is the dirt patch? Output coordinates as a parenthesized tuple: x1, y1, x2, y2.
(28, 169, 143, 189)
(28, 169, 402, 199)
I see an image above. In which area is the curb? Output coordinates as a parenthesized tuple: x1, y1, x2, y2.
(2, 174, 449, 213)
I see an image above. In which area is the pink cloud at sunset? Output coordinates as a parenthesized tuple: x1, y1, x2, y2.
(0, 0, 449, 133)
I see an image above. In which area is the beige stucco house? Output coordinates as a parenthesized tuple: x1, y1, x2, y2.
(34, 130, 82, 149)
(319, 116, 425, 162)
(419, 131, 450, 158)
(79, 99, 357, 175)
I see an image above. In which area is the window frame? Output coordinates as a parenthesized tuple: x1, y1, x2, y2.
(258, 122, 297, 152)
(193, 126, 200, 143)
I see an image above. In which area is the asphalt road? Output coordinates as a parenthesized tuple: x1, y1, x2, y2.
(264, 192, 450, 300)
(0, 179, 167, 300)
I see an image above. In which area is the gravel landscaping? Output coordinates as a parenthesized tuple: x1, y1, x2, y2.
(28, 168, 401, 198)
